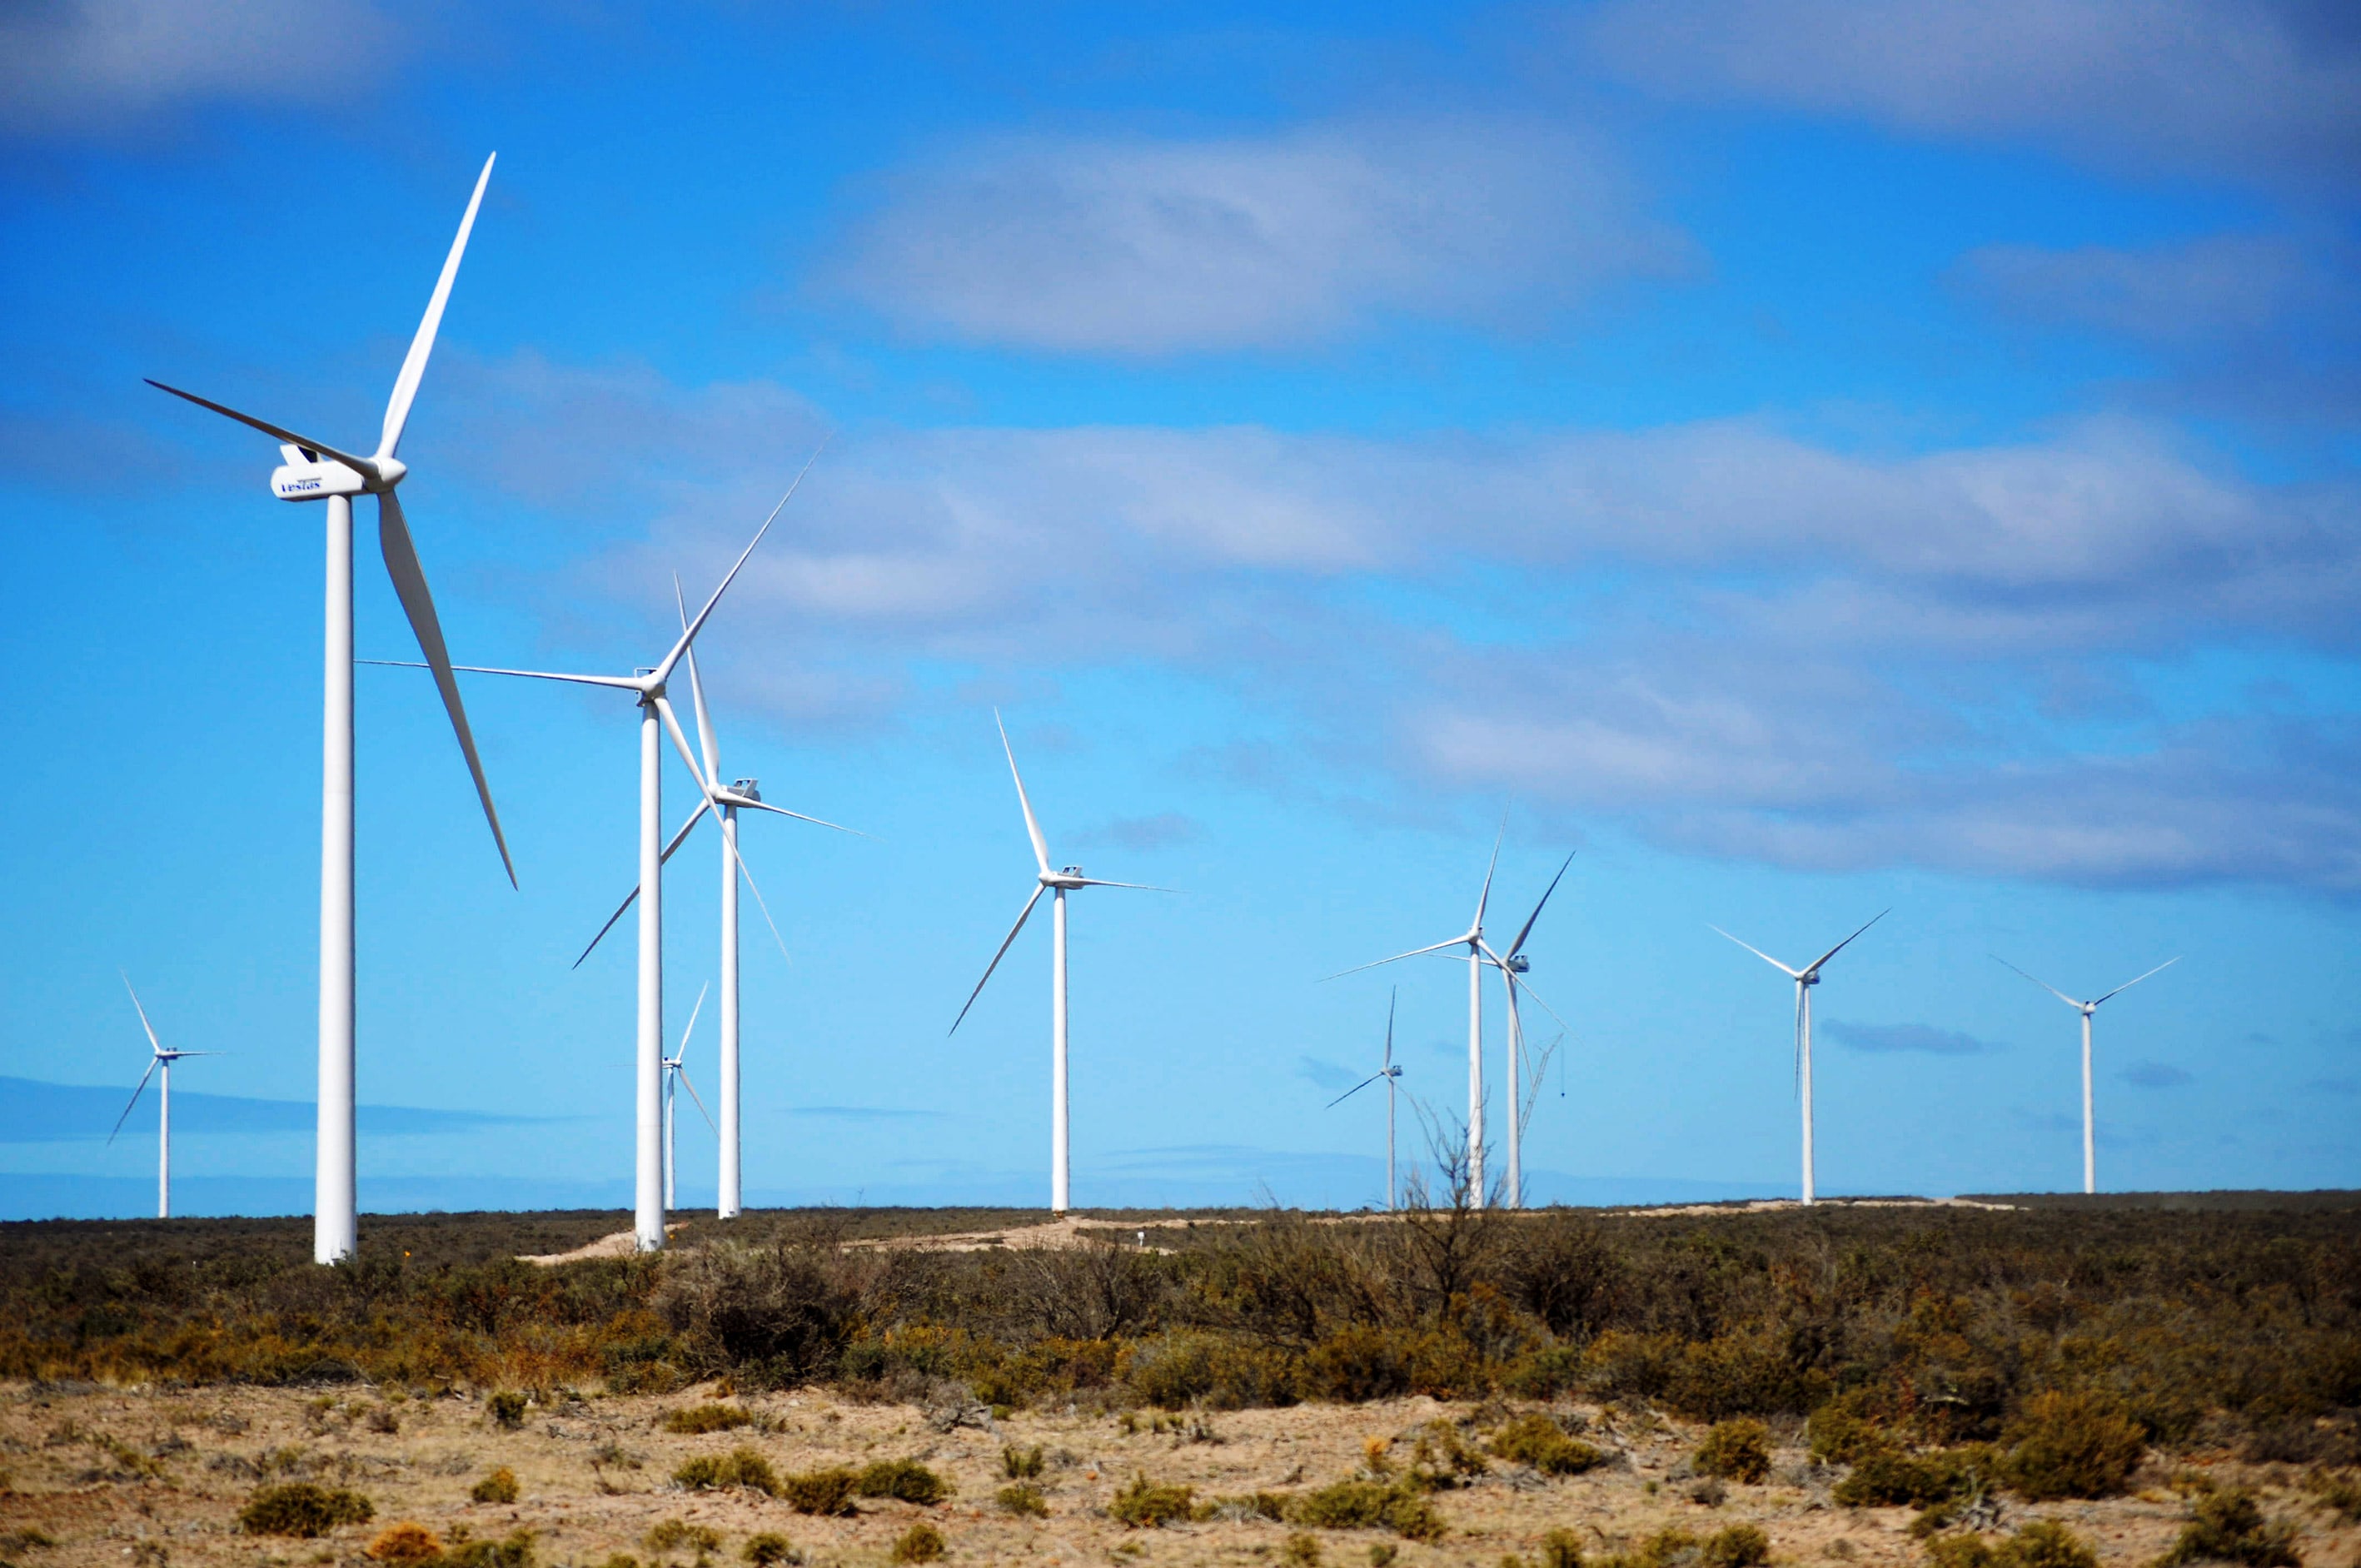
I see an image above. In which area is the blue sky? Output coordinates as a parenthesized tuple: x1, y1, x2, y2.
(2, 0, 2358, 1219)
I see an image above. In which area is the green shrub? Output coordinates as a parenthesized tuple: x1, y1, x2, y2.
(779, 1466, 858, 1516)
(1695, 1419, 1773, 1483)
(1409, 1420, 1491, 1484)
(1537, 1528, 1585, 1568)
(741, 1534, 799, 1566)
(1001, 1445, 1044, 1480)
(673, 1447, 781, 1496)
(1833, 1446, 1982, 1508)
(1303, 1325, 1415, 1402)
(857, 1458, 951, 1506)
(446, 1529, 536, 1568)
(2000, 1392, 2145, 1501)
(645, 1520, 723, 1556)
(889, 1522, 945, 1563)
(1285, 1479, 1448, 1543)
(2305, 1468, 2361, 1524)
(996, 1482, 1049, 1517)
(663, 1405, 755, 1435)
(1490, 1413, 1608, 1476)
(1930, 1520, 2102, 1568)
(238, 1481, 375, 1536)
(486, 1391, 528, 1431)
(1111, 1473, 1196, 1528)
(1702, 1525, 1771, 1568)
(2156, 1488, 2302, 1568)
(471, 1466, 520, 1505)
(1811, 1391, 1892, 1466)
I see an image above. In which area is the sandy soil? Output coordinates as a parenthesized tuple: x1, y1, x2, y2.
(2, 1381, 2350, 1568)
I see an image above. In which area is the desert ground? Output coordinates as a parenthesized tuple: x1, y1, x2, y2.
(2, 1377, 2354, 1568)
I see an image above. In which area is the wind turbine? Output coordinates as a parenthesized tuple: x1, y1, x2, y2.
(107, 974, 220, 1221)
(663, 983, 715, 1212)
(147, 154, 513, 1265)
(1480, 852, 1575, 1209)
(570, 577, 858, 1221)
(1327, 824, 1502, 1207)
(371, 470, 810, 1251)
(1327, 988, 1406, 1211)
(949, 711, 1166, 1215)
(1994, 955, 2179, 1194)
(1711, 911, 1888, 1206)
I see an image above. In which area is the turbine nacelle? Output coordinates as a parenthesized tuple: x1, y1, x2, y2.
(731, 778, 761, 801)
(271, 444, 369, 501)
(1043, 864, 1088, 889)
(1507, 953, 1531, 974)
(1801, 970, 1821, 986)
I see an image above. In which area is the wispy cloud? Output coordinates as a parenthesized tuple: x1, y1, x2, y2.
(0, 1077, 553, 1142)
(2120, 1060, 2194, 1088)
(818, 118, 1691, 355)
(415, 355, 2361, 894)
(1297, 1055, 1362, 1096)
(1581, 0, 2361, 189)
(1073, 812, 1202, 851)
(0, 0, 396, 137)
(1822, 1022, 1996, 1056)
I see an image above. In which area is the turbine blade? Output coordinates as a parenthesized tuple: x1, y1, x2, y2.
(1710, 924, 1802, 978)
(735, 798, 864, 835)
(1508, 974, 1575, 1038)
(144, 381, 373, 474)
(1505, 850, 1576, 960)
(676, 1066, 717, 1132)
(378, 152, 494, 460)
(652, 441, 827, 686)
(1990, 954, 2086, 1009)
(1072, 878, 1173, 891)
(1472, 809, 1505, 933)
(995, 709, 1052, 875)
(1384, 987, 1396, 1068)
(1327, 1072, 1386, 1109)
(121, 971, 163, 1054)
(359, 658, 637, 689)
(950, 884, 1048, 1034)
(378, 489, 516, 887)
(1321, 937, 1467, 983)
(673, 575, 720, 786)
(2092, 957, 2180, 1008)
(572, 800, 712, 969)
(656, 694, 794, 967)
(1794, 981, 1806, 1098)
(107, 1058, 159, 1145)
(677, 981, 710, 1054)
(1802, 908, 1889, 976)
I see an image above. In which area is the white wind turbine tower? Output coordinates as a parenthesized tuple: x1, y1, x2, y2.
(949, 712, 1167, 1215)
(571, 577, 857, 1221)
(663, 983, 715, 1212)
(1995, 955, 2179, 1194)
(1327, 988, 1406, 1211)
(1711, 911, 1888, 1206)
(1481, 852, 1575, 1209)
(147, 155, 514, 1265)
(1327, 826, 1502, 1207)
(372, 475, 809, 1251)
(108, 974, 221, 1221)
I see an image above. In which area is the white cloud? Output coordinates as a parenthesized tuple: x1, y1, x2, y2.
(0, 0, 394, 134)
(818, 118, 1691, 354)
(1581, 0, 2361, 187)
(1955, 235, 2329, 346)
(420, 353, 2361, 894)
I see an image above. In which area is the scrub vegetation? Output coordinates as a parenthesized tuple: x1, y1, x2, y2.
(7, 1197, 2357, 1471)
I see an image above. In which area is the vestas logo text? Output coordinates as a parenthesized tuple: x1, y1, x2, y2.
(281, 478, 322, 491)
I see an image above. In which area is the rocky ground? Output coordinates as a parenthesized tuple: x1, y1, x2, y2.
(2, 1381, 2354, 1568)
